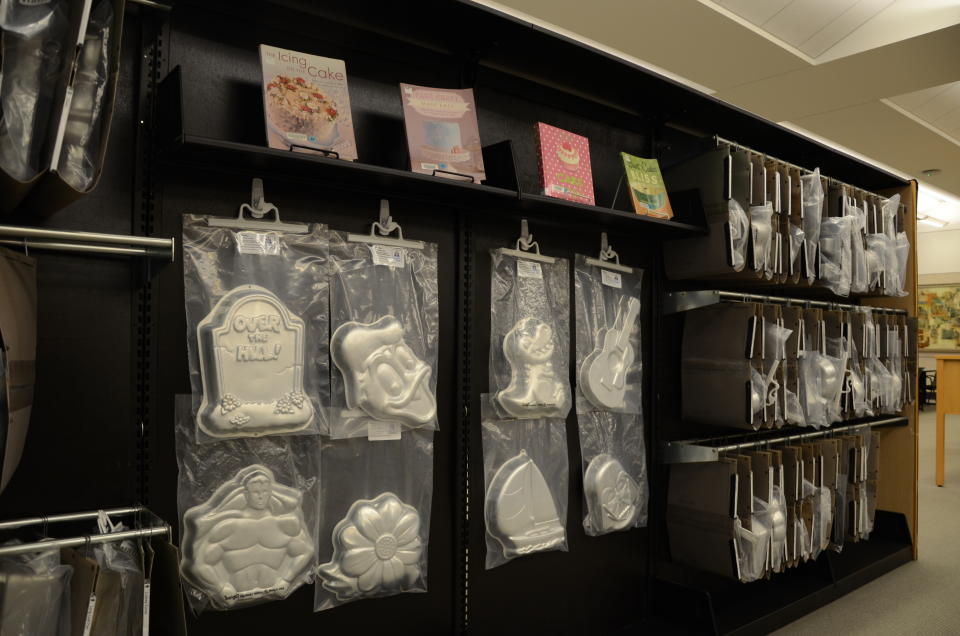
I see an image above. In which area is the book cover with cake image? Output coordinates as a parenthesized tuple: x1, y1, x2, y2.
(535, 123, 595, 205)
(399, 84, 485, 182)
(621, 152, 673, 219)
(259, 45, 357, 160)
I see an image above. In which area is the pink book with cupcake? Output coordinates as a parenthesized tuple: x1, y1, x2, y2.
(535, 123, 595, 205)
(259, 45, 357, 160)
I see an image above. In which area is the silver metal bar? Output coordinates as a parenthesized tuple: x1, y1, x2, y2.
(661, 416, 907, 464)
(128, 0, 172, 10)
(0, 526, 170, 557)
(715, 136, 889, 203)
(663, 289, 906, 315)
(0, 239, 172, 259)
(0, 225, 171, 248)
(0, 507, 144, 531)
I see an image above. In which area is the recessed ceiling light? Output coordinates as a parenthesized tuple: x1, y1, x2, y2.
(922, 168, 942, 177)
(918, 216, 947, 228)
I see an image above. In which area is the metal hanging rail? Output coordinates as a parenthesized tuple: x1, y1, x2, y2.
(128, 0, 172, 10)
(714, 135, 895, 204)
(661, 416, 907, 464)
(663, 289, 908, 315)
(0, 225, 175, 261)
(0, 506, 144, 531)
(0, 526, 170, 557)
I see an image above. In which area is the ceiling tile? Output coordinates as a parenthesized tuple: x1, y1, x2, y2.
(889, 83, 953, 111)
(764, 0, 858, 48)
(914, 81, 960, 122)
(798, 0, 895, 58)
(715, 0, 794, 25)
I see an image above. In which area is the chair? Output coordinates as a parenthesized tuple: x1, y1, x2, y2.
(920, 368, 937, 411)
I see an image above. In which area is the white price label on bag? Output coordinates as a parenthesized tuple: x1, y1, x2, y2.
(142, 582, 151, 636)
(370, 244, 405, 268)
(600, 269, 622, 288)
(368, 421, 402, 441)
(82, 593, 97, 636)
(516, 260, 543, 279)
(236, 231, 281, 255)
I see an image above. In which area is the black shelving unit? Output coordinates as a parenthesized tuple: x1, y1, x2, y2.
(0, 0, 917, 634)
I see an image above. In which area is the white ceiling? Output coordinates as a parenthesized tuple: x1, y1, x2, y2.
(472, 0, 960, 231)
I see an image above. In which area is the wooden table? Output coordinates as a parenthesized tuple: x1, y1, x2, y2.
(936, 354, 960, 486)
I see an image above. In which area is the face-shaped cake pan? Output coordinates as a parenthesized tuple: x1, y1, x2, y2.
(197, 285, 314, 439)
(180, 464, 315, 609)
(331, 316, 436, 427)
(583, 453, 641, 534)
(317, 492, 423, 601)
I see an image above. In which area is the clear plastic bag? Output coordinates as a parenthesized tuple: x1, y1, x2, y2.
(174, 395, 319, 612)
(736, 515, 769, 583)
(489, 250, 571, 421)
(763, 322, 792, 426)
(314, 429, 433, 611)
(573, 254, 643, 415)
(328, 231, 439, 438)
(798, 352, 826, 428)
(578, 411, 648, 536)
(891, 232, 910, 298)
(881, 194, 901, 239)
(823, 338, 849, 424)
(848, 339, 872, 418)
(0, 544, 72, 636)
(729, 199, 750, 272)
(846, 198, 868, 294)
(801, 169, 823, 283)
(752, 486, 787, 574)
(819, 216, 852, 297)
(789, 223, 804, 278)
(182, 215, 328, 442)
(91, 522, 144, 636)
(865, 233, 889, 292)
(481, 397, 568, 569)
(55, 0, 113, 191)
(0, 0, 69, 181)
(750, 202, 774, 277)
(830, 472, 848, 553)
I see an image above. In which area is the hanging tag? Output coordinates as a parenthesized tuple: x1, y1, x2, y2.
(600, 269, 622, 288)
(368, 421, 401, 441)
(82, 593, 97, 636)
(142, 581, 151, 636)
(370, 244, 405, 268)
(236, 231, 281, 255)
(516, 260, 543, 279)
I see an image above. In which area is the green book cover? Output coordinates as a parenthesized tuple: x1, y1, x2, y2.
(621, 153, 672, 219)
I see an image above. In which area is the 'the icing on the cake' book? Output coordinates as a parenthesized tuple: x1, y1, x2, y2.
(535, 123, 595, 205)
(621, 152, 673, 219)
(399, 84, 485, 182)
(259, 45, 357, 160)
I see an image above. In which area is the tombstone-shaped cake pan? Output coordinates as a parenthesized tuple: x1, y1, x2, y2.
(331, 316, 436, 427)
(180, 464, 315, 609)
(197, 285, 314, 439)
(485, 450, 565, 558)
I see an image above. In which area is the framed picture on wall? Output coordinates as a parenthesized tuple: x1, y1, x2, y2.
(918, 285, 960, 352)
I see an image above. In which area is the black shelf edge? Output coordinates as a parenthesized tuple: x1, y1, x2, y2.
(519, 192, 708, 237)
(159, 135, 709, 238)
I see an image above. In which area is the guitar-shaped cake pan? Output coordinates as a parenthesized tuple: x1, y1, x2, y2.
(579, 296, 641, 411)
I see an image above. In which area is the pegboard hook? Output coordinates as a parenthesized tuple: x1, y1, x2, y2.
(371, 199, 404, 240)
(598, 232, 621, 265)
(515, 219, 541, 255)
(241, 178, 278, 220)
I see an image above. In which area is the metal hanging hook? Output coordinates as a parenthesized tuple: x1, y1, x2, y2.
(598, 232, 621, 265)
(515, 219, 541, 255)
